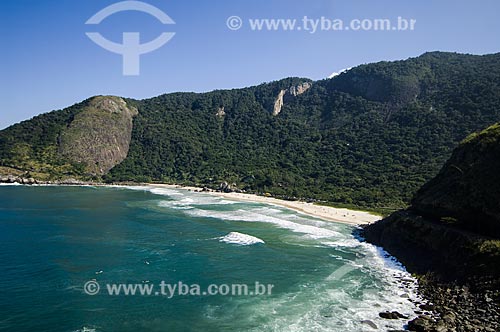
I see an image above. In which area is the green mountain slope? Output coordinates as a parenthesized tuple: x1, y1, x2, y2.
(1, 52, 500, 208)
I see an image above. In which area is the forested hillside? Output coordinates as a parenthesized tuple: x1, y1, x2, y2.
(1, 52, 500, 208)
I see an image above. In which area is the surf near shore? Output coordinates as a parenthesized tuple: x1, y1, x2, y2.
(147, 184, 381, 226)
(0, 176, 380, 225)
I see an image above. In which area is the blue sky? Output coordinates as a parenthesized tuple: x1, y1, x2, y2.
(1, 0, 499, 129)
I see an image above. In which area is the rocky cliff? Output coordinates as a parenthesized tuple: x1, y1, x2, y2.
(364, 123, 500, 331)
(364, 123, 500, 280)
(411, 123, 500, 238)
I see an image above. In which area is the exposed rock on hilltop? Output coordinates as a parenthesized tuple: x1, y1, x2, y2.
(0, 96, 137, 180)
(288, 81, 312, 96)
(59, 96, 138, 175)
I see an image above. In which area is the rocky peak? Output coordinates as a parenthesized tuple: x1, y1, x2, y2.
(88, 96, 138, 116)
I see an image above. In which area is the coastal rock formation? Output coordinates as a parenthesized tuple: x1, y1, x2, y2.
(364, 123, 500, 332)
(59, 96, 138, 175)
(364, 123, 500, 279)
(411, 123, 500, 237)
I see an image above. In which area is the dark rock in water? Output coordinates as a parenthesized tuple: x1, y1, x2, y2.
(441, 311, 456, 324)
(419, 304, 434, 311)
(378, 311, 407, 319)
(360, 319, 378, 329)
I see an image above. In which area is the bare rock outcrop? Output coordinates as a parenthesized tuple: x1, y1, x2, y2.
(273, 90, 287, 116)
(59, 96, 138, 175)
(216, 106, 226, 118)
(272, 82, 312, 116)
(288, 82, 312, 96)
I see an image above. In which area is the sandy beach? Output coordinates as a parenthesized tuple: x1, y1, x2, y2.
(148, 184, 381, 225)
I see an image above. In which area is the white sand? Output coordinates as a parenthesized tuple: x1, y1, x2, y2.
(148, 184, 381, 225)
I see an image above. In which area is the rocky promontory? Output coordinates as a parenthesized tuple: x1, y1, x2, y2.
(364, 123, 500, 331)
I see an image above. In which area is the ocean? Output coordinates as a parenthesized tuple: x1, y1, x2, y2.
(0, 185, 420, 331)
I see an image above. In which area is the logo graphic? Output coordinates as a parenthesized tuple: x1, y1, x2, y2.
(85, 1, 175, 76)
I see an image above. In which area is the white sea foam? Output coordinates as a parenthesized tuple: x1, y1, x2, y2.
(149, 187, 185, 197)
(224, 240, 422, 332)
(185, 207, 341, 239)
(219, 232, 264, 245)
(157, 196, 237, 210)
(73, 327, 97, 332)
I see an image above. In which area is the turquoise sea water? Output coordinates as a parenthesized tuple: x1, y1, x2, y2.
(0, 185, 420, 332)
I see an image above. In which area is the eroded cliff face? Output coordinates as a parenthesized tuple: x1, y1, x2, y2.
(273, 90, 287, 116)
(272, 82, 312, 116)
(59, 96, 138, 175)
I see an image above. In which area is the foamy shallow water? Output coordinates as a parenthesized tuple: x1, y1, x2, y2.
(0, 185, 421, 332)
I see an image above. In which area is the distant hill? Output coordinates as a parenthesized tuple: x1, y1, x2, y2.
(1, 52, 500, 209)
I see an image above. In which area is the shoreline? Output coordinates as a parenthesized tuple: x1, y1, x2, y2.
(0, 178, 380, 225)
(147, 184, 381, 225)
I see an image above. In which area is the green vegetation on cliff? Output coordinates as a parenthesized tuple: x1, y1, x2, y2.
(0, 96, 137, 179)
(411, 122, 500, 237)
(364, 122, 500, 280)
